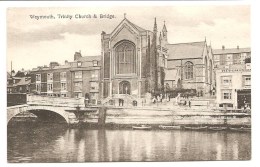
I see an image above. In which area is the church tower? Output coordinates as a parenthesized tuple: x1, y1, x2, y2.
(162, 21, 167, 42)
(150, 17, 158, 92)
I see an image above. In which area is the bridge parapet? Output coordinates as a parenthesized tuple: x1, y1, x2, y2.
(27, 94, 85, 107)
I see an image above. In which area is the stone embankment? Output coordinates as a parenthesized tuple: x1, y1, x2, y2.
(79, 105, 250, 129)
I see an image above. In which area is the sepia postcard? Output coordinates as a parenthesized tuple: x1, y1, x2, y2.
(6, 4, 251, 163)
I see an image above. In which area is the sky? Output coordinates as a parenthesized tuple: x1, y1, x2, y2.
(7, 5, 250, 72)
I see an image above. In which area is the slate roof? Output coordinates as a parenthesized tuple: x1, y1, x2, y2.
(31, 64, 71, 71)
(167, 41, 206, 60)
(16, 77, 31, 86)
(77, 55, 101, 62)
(213, 48, 251, 55)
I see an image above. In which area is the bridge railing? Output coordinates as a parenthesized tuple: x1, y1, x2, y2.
(27, 94, 85, 107)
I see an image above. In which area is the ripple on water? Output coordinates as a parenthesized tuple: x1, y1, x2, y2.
(8, 125, 251, 162)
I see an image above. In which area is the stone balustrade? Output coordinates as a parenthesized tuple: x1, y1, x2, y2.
(27, 94, 85, 107)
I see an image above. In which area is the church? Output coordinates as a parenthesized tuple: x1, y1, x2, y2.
(100, 16, 214, 99)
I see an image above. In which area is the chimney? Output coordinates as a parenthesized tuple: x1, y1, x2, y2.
(237, 45, 239, 49)
(49, 62, 59, 69)
(222, 45, 225, 50)
(74, 51, 82, 61)
(65, 60, 68, 65)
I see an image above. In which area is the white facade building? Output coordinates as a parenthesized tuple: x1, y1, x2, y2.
(216, 63, 251, 109)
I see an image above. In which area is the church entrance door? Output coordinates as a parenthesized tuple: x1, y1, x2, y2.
(119, 81, 131, 95)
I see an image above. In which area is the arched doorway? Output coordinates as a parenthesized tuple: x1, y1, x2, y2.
(119, 81, 131, 94)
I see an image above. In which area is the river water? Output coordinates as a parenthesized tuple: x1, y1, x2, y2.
(7, 123, 251, 162)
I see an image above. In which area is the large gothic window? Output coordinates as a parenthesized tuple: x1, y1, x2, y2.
(115, 41, 136, 74)
(185, 62, 193, 80)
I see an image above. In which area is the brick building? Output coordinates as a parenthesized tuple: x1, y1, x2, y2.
(30, 52, 101, 104)
(213, 46, 251, 68)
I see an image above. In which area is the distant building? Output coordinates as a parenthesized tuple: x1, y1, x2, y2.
(100, 16, 214, 99)
(7, 71, 31, 93)
(165, 41, 214, 96)
(215, 63, 251, 109)
(213, 46, 251, 68)
(29, 52, 101, 104)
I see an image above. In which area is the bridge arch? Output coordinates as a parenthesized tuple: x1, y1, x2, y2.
(27, 106, 71, 124)
(7, 105, 75, 125)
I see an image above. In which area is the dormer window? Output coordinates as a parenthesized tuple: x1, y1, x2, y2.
(77, 61, 82, 67)
(93, 60, 98, 67)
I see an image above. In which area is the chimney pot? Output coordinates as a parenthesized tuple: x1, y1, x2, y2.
(222, 45, 225, 50)
(237, 45, 239, 49)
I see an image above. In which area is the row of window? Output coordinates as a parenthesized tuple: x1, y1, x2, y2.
(214, 53, 250, 60)
(77, 60, 98, 67)
(214, 53, 250, 65)
(36, 72, 67, 82)
(221, 75, 251, 86)
(36, 83, 67, 92)
(36, 81, 98, 92)
(36, 71, 99, 81)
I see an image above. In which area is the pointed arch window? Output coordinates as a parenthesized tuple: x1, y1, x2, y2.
(115, 41, 136, 74)
(185, 62, 193, 80)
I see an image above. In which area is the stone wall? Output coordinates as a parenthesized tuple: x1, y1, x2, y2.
(84, 107, 251, 126)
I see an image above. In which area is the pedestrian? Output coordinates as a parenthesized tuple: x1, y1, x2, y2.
(119, 99, 121, 106)
(152, 96, 156, 104)
(189, 100, 191, 108)
(157, 95, 160, 102)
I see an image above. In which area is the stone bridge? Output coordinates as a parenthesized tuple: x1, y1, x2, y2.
(7, 94, 99, 125)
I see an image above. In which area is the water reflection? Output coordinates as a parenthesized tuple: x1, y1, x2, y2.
(8, 124, 251, 162)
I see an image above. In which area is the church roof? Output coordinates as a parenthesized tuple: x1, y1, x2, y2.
(124, 18, 147, 32)
(167, 41, 206, 60)
(213, 48, 251, 55)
